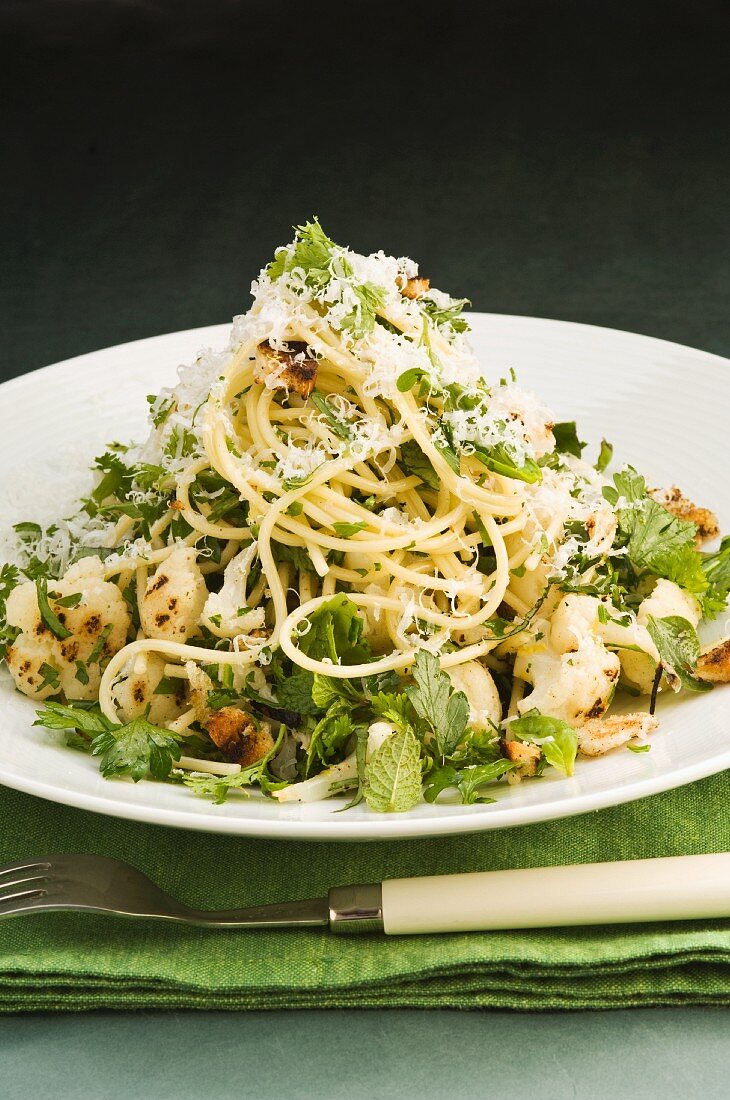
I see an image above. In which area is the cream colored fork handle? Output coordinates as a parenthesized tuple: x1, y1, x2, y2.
(381, 853, 730, 935)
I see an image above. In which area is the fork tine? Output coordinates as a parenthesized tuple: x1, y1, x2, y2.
(0, 887, 48, 908)
(0, 860, 52, 885)
(0, 873, 51, 897)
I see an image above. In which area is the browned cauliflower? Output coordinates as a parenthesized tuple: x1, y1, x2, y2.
(139, 546, 207, 642)
(4, 557, 130, 701)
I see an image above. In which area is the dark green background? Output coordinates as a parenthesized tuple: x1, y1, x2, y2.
(2, 2, 729, 1096)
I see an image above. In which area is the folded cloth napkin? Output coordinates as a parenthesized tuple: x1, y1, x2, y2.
(0, 773, 728, 1013)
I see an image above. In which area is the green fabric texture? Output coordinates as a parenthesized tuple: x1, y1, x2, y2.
(0, 774, 728, 1013)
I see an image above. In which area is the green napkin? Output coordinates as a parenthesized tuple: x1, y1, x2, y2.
(0, 773, 728, 1013)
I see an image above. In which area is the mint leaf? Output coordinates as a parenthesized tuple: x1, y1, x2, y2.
(274, 670, 320, 716)
(595, 439, 613, 473)
(91, 717, 182, 782)
(645, 615, 712, 693)
(552, 421, 586, 458)
(364, 726, 422, 813)
(399, 440, 440, 491)
(396, 367, 426, 393)
(311, 674, 362, 710)
(509, 711, 578, 776)
(298, 593, 370, 666)
(405, 650, 469, 759)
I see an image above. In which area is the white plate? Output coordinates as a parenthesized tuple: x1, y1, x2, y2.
(0, 315, 728, 840)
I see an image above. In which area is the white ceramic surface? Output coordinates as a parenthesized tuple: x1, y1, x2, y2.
(0, 315, 728, 840)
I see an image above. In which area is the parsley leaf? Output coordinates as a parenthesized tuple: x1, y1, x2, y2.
(364, 726, 422, 813)
(274, 670, 320, 717)
(34, 700, 113, 736)
(645, 615, 712, 693)
(469, 442, 542, 485)
(703, 535, 730, 609)
(310, 392, 352, 440)
(35, 577, 71, 640)
(423, 759, 515, 804)
(605, 467, 714, 608)
(91, 717, 182, 782)
(182, 730, 285, 804)
(508, 711, 578, 776)
(332, 521, 367, 538)
(421, 295, 470, 335)
(406, 650, 469, 760)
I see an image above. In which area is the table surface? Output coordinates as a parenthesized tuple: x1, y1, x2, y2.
(2, 2, 729, 1097)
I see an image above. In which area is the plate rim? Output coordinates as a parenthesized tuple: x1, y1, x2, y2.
(1, 313, 728, 841)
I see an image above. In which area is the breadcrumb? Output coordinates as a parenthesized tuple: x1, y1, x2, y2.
(577, 712, 658, 757)
(254, 341, 318, 398)
(401, 276, 430, 300)
(696, 637, 730, 683)
(205, 706, 274, 766)
(649, 486, 720, 545)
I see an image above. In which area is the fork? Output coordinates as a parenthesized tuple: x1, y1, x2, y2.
(1, 852, 729, 933)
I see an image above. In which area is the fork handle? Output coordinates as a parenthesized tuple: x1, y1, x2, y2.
(377, 853, 730, 935)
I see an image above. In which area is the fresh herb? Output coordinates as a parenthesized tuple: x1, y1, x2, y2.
(310, 392, 352, 440)
(645, 615, 712, 693)
(627, 743, 651, 753)
(396, 367, 426, 393)
(74, 661, 90, 685)
(552, 421, 586, 458)
(364, 726, 422, 813)
(38, 662, 60, 691)
(423, 759, 515, 804)
(297, 593, 370, 666)
(406, 650, 469, 761)
(605, 467, 715, 611)
(399, 440, 440, 491)
(35, 577, 72, 640)
(332, 521, 367, 538)
(87, 623, 113, 667)
(508, 711, 579, 776)
(421, 295, 470, 335)
(470, 442, 542, 484)
(91, 716, 182, 782)
(182, 729, 285, 804)
(595, 439, 613, 473)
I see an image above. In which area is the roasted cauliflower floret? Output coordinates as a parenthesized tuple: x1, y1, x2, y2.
(4, 556, 130, 701)
(620, 579, 701, 693)
(577, 713, 658, 757)
(114, 652, 187, 725)
(696, 637, 730, 683)
(201, 545, 266, 638)
(648, 487, 720, 545)
(204, 706, 274, 766)
(139, 547, 207, 642)
(254, 340, 318, 398)
(515, 634, 620, 725)
(446, 660, 502, 730)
